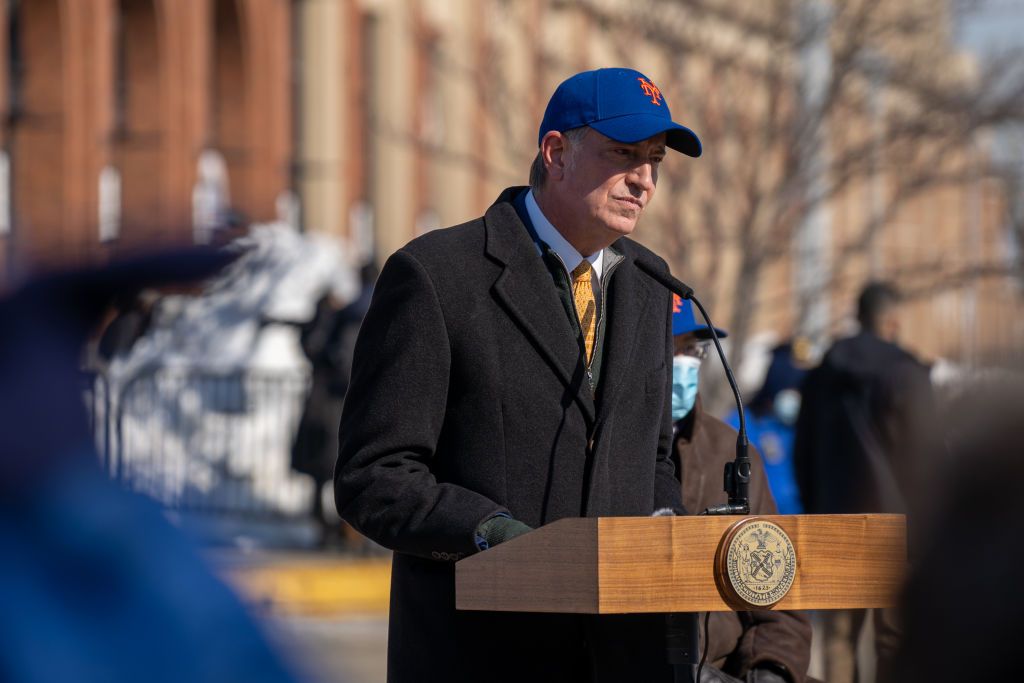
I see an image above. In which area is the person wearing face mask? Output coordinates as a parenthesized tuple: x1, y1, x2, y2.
(724, 341, 811, 515)
(670, 296, 813, 683)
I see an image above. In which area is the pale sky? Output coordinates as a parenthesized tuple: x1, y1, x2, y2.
(955, 0, 1024, 55)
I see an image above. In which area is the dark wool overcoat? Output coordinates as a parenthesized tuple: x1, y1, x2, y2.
(335, 187, 685, 682)
(793, 331, 935, 515)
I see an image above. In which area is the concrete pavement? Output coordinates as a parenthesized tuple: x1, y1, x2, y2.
(212, 549, 391, 683)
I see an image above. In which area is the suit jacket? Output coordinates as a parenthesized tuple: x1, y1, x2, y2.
(335, 187, 683, 682)
(674, 400, 812, 682)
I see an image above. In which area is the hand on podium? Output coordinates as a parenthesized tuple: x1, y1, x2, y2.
(475, 515, 532, 550)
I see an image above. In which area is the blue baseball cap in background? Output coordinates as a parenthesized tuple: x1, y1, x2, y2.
(539, 68, 702, 157)
(673, 295, 727, 338)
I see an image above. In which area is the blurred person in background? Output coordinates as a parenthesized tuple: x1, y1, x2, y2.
(334, 68, 699, 681)
(725, 340, 811, 515)
(669, 297, 813, 683)
(794, 281, 936, 683)
(0, 250, 301, 683)
(291, 289, 349, 545)
(93, 289, 160, 366)
(883, 383, 1024, 683)
(290, 262, 378, 548)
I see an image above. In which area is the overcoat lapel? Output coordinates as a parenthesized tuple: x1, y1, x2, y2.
(484, 193, 596, 425)
(594, 249, 653, 429)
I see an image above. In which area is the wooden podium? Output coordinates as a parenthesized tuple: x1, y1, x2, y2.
(456, 514, 906, 614)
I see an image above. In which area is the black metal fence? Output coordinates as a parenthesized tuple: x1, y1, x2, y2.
(84, 368, 313, 518)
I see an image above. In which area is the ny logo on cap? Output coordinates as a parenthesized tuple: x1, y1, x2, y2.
(637, 77, 663, 105)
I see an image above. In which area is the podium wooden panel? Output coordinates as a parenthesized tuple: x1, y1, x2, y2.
(456, 514, 906, 613)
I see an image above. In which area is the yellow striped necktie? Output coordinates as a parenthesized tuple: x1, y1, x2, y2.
(571, 260, 597, 364)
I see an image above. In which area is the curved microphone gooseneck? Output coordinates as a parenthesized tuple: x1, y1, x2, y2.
(633, 257, 750, 516)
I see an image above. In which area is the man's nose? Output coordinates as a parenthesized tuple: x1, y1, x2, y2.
(627, 161, 656, 195)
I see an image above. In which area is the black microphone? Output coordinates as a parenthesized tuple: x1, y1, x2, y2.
(634, 257, 750, 516)
(633, 260, 696, 301)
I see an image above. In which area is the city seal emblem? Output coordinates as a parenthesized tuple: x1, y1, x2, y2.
(714, 517, 797, 609)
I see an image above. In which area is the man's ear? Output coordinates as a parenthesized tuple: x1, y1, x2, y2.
(540, 131, 568, 181)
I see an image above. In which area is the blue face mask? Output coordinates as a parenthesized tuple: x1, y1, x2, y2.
(672, 355, 701, 421)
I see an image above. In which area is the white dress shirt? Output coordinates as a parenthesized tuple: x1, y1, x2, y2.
(525, 190, 604, 285)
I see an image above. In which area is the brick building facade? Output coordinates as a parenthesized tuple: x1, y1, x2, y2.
(1, 0, 1020, 370)
(0, 0, 292, 282)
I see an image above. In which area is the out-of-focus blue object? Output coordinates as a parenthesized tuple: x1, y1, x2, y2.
(0, 460, 299, 683)
(725, 342, 810, 515)
(725, 409, 803, 515)
(0, 249, 301, 683)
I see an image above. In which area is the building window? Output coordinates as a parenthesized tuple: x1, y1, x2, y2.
(0, 152, 9, 235)
(192, 149, 230, 244)
(349, 200, 374, 263)
(98, 165, 121, 242)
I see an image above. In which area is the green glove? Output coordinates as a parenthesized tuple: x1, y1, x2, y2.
(477, 516, 533, 548)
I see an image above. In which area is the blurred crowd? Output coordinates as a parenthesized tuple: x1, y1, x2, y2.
(676, 279, 1024, 683)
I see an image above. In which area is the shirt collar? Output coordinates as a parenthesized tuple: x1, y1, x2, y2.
(525, 190, 604, 281)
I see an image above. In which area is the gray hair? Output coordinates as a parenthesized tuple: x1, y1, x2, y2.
(529, 126, 590, 192)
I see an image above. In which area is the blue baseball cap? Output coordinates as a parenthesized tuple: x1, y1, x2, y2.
(673, 295, 727, 338)
(539, 68, 701, 157)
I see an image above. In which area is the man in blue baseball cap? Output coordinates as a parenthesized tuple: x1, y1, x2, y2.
(527, 68, 701, 258)
(336, 68, 700, 681)
(669, 297, 814, 683)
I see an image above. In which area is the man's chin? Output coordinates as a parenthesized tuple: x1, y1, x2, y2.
(601, 216, 640, 238)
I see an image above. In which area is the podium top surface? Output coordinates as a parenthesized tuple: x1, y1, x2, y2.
(456, 514, 906, 614)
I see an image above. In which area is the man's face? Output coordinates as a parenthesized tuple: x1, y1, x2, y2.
(560, 129, 667, 244)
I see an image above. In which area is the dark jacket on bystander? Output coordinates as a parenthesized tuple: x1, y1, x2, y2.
(674, 399, 813, 683)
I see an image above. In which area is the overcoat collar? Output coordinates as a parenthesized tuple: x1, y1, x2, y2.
(594, 240, 653, 427)
(483, 187, 656, 432)
(485, 188, 596, 425)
